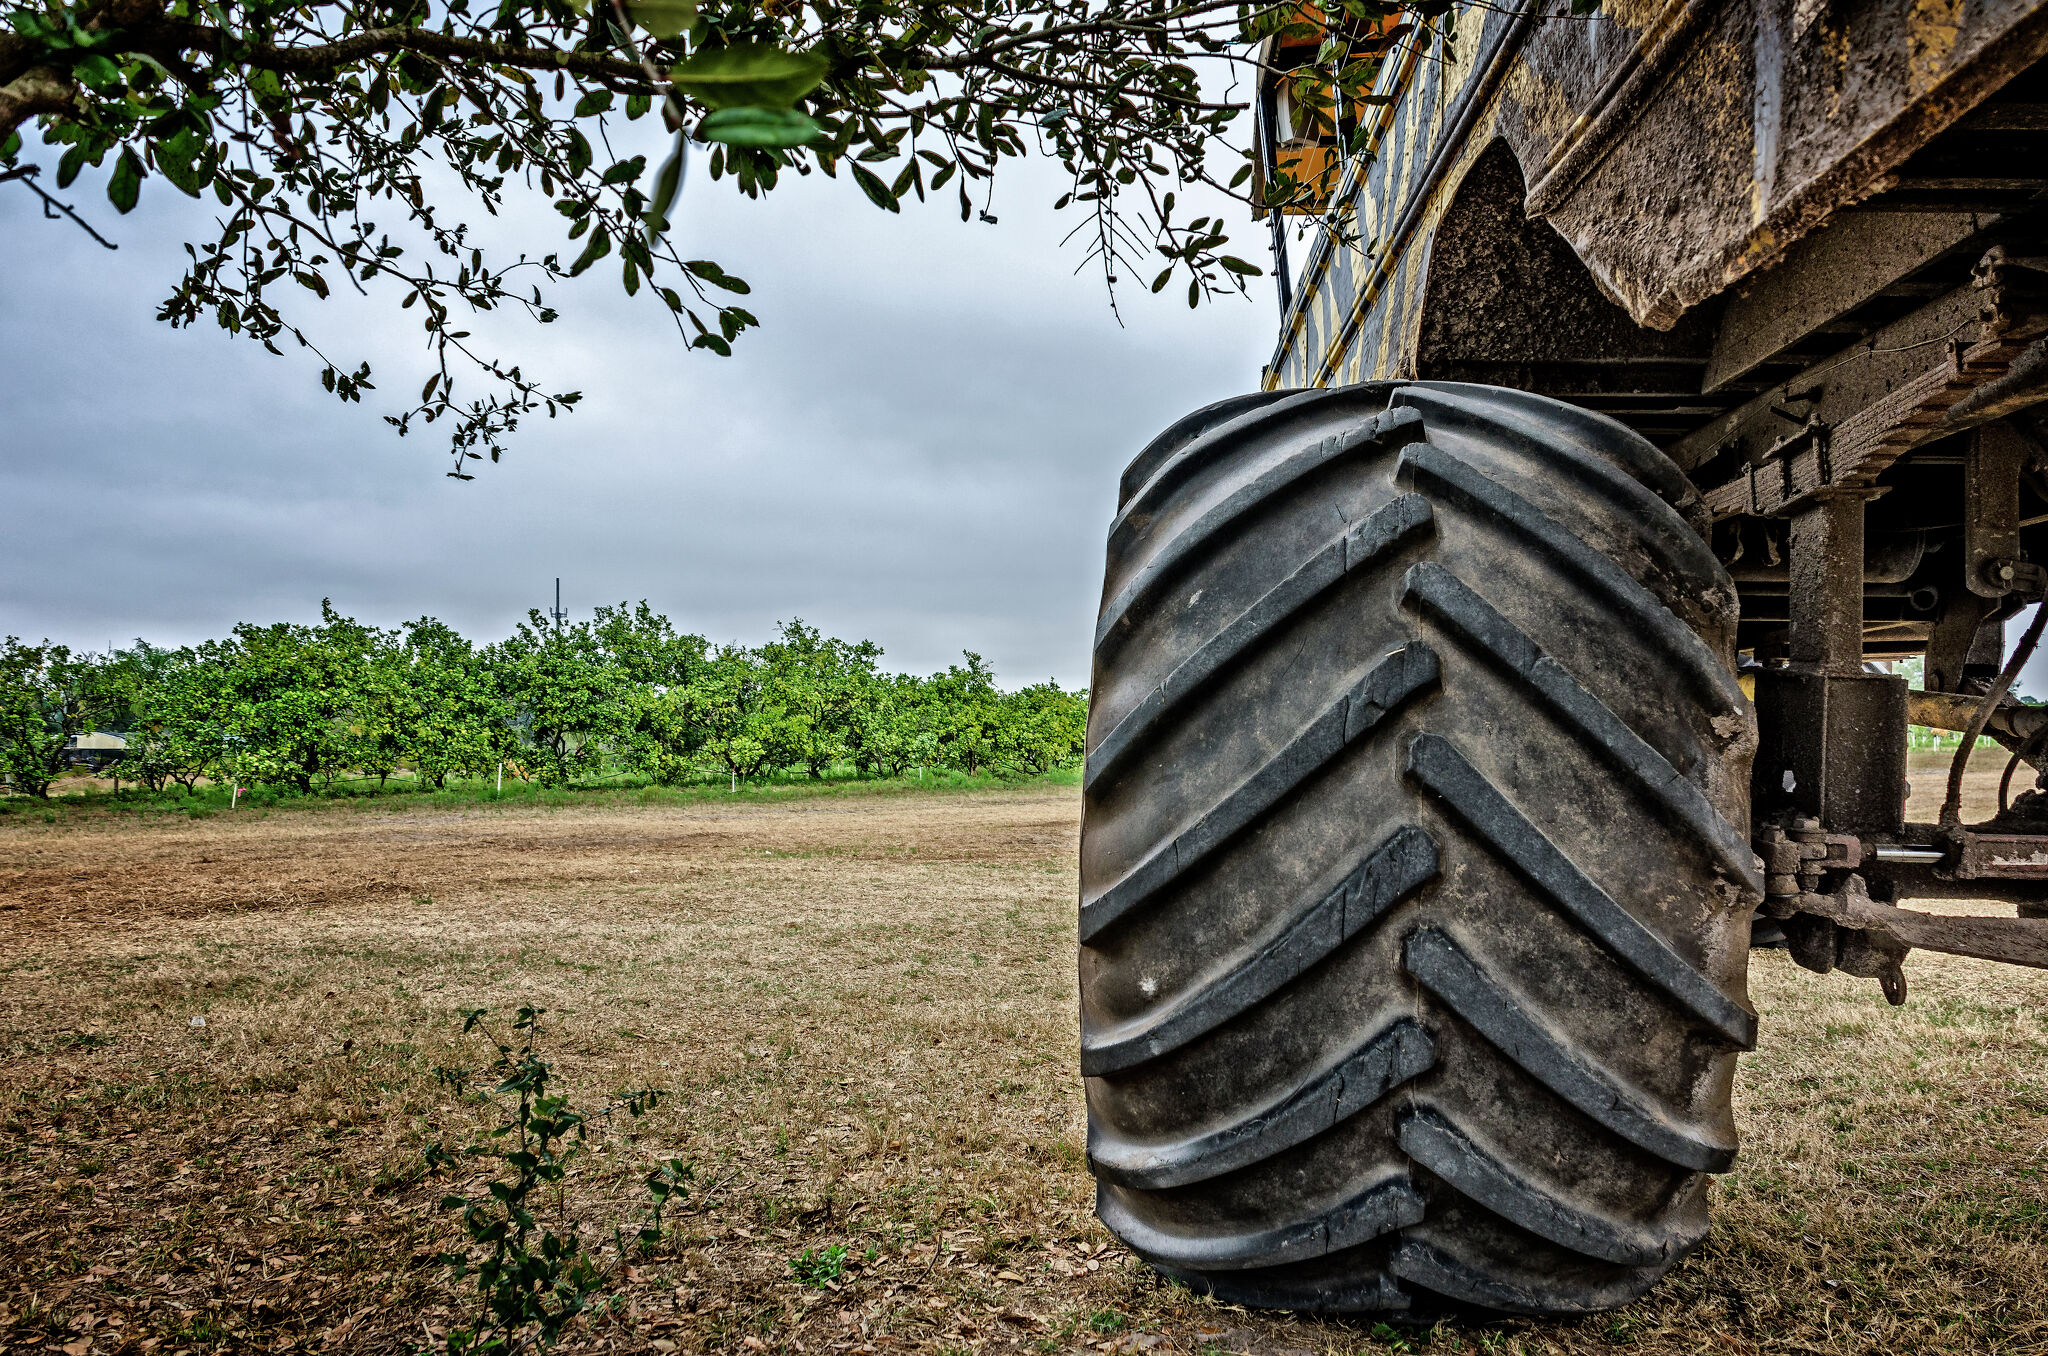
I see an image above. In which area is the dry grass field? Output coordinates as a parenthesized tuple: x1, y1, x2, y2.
(3, 777, 2046, 1356)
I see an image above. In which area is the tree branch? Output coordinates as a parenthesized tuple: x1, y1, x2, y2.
(0, 65, 80, 141)
(139, 19, 653, 87)
(0, 164, 120, 247)
(975, 57, 1243, 111)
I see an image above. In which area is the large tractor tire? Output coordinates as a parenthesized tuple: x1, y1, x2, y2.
(1079, 382, 1762, 1316)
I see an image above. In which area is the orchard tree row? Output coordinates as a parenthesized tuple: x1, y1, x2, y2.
(0, 602, 1089, 797)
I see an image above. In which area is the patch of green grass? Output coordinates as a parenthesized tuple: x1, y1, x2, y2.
(789, 1243, 847, 1288)
(1, 763, 1079, 822)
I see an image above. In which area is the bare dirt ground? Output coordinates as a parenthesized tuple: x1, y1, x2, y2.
(2, 786, 2046, 1356)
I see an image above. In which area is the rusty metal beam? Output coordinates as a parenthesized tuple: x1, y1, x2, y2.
(1673, 282, 1982, 473)
(1693, 249, 2048, 520)
(1960, 102, 2048, 131)
(1800, 875, 2048, 970)
(1698, 331, 2041, 519)
(1787, 492, 1879, 673)
(1965, 422, 2029, 596)
(1907, 688, 2048, 742)
(1703, 212, 1991, 395)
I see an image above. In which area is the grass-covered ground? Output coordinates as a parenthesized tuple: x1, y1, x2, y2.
(2, 764, 1080, 823)
(1, 783, 2044, 1356)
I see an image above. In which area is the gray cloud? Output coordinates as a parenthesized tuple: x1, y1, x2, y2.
(1, 144, 1274, 687)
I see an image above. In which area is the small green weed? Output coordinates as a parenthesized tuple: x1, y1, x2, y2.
(1368, 1323, 1414, 1353)
(790, 1243, 848, 1288)
(424, 1005, 666, 1355)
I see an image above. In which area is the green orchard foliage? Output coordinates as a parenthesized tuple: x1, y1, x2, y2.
(489, 612, 633, 785)
(594, 600, 709, 784)
(1, 0, 1430, 470)
(397, 617, 511, 788)
(759, 617, 882, 779)
(0, 637, 104, 797)
(998, 677, 1089, 773)
(687, 640, 781, 782)
(123, 640, 232, 791)
(185, 602, 390, 791)
(0, 602, 1088, 796)
(925, 650, 1001, 776)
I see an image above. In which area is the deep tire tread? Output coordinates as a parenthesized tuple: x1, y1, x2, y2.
(1403, 731, 1757, 1049)
(1086, 493, 1435, 794)
(1393, 443, 1742, 713)
(1091, 1019, 1436, 1188)
(1079, 644, 1439, 943)
(1389, 1237, 1661, 1316)
(1401, 926, 1736, 1173)
(1098, 406, 1426, 653)
(1401, 561, 1761, 897)
(1097, 1174, 1423, 1272)
(1081, 826, 1438, 1075)
(1082, 382, 1753, 1318)
(1395, 1104, 1703, 1266)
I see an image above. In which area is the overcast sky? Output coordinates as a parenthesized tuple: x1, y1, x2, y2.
(1, 136, 1275, 690)
(12, 140, 2048, 699)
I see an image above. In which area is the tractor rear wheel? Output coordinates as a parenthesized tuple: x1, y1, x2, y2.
(1079, 382, 1761, 1315)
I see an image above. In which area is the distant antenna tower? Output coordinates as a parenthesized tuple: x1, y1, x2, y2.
(548, 578, 568, 630)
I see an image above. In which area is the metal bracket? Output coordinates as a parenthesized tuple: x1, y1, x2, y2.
(1950, 828, 2048, 880)
(1965, 422, 2028, 597)
(1791, 871, 2048, 982)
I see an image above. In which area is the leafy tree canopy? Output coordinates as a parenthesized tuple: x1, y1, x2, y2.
(1, 0, 1428, 470)
(0, 605, 1088, 797)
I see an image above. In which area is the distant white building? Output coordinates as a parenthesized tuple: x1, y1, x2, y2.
(65, 731, 128, 769)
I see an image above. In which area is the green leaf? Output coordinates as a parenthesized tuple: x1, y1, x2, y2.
(642, 131, 685, 246)
(696, 106, 820, 149)
(683, 259, 749, 294)
(564, 127, 593, 177)
(601, 154, 647, 186)
(71, 53, 121, 90)
(849, 162, 899, 214)
(1229, 163, 1253, 189)
(107, 146, 142, 214)
(1218, 256, 1263, 276)
(667, 43, 827, 111)
(626, 0, 695, 39)
(568, 228, 612, 276)
(1151, 267, 1172, 293)
(157, 128, 214, 198)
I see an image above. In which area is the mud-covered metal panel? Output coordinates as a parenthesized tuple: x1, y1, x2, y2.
(1266, 0, 2048, 390)
(1265, 0, 1661, 390)
(1524, 0, 2048, 328)
(1266, 4, 1538, 391)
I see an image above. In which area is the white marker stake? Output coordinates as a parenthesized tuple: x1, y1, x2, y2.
(497, 761, 504, 794)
